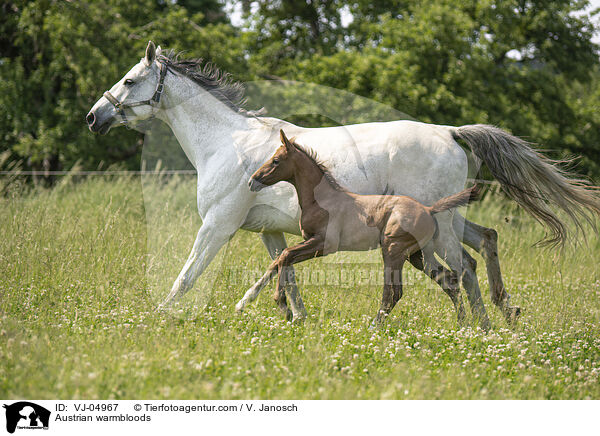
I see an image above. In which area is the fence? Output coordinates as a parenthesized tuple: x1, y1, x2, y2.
(0, 170, 499, 185)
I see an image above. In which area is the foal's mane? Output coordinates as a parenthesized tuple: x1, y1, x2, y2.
(157, 49, 262, 117)
(291, 140, 347, 192)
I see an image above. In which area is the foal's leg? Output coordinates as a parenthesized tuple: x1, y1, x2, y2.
(275, 237, 325, 321)
(375, 240, 408, 324)
(454, 214, 521, 323)
(409, 246, 466, 324)
(260, 232, 304, 314)
(235, 232, 304, 318)
(235, 232, 303, 319)
(235, 256, 291, 317)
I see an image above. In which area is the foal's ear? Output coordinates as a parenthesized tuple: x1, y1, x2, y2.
(280, 129, 293, 150)
(145, 41, 156, 65)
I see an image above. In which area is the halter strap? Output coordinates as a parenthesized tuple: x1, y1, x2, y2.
(103, 61, 168, 128)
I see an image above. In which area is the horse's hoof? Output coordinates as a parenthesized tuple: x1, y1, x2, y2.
(284, 308, 293, 321)
(370, 315, 385, 329)
(234, 301, 245, 313)
(369, 318, 385, 330)
(292, 314, 306, 324)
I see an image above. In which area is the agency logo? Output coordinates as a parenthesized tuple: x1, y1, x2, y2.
(3, 402, 50, 434)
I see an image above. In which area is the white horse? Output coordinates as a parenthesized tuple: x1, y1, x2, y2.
(87, 42, 600, 329)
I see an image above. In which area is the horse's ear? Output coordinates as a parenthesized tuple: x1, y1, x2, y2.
(156, 45, 162, 57)
(145, 41, 156, 65)
(280, 129, 293, 149)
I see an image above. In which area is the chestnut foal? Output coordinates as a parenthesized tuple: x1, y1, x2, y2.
(240, 130, 478, 323)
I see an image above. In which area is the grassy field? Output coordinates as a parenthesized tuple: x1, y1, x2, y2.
(0, 175, 599, 399)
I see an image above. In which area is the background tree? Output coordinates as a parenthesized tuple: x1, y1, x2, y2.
(0, 0, 245, 176)
(261, 0, 600, 175)
(0, 0, 599, 179)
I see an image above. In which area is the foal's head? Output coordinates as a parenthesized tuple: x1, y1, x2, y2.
(249, 130, 298, 192)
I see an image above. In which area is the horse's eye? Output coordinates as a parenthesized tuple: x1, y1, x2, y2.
(272, 159, 279, 164)
(124, 79, 135, 86)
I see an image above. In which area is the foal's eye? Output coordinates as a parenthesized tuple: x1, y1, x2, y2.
(124, 79, 135, 86)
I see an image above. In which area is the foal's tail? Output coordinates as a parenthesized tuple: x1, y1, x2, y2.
(429, 185, 480, 215)
(451, 124, 600, 247)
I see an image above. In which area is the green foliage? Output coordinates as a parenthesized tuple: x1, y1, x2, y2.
(267, 0, 600, 176)
(241, 0, 345, 58)
(0, 0, 243, 172)
(1, 0, 600, 179)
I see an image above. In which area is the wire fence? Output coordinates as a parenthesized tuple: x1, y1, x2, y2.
(0, 170, 197, 176)
(0, 169, 500, 185)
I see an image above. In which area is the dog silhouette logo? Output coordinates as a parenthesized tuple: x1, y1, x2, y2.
(3, 402, 50, 433)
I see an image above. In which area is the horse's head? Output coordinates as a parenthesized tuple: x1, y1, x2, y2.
(87, 41, 166, 134)
(249, 130, 298, 192)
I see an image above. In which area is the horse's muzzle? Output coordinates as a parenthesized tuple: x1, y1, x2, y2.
(86, 110, 112, 135)
(248, 177, 264, 192)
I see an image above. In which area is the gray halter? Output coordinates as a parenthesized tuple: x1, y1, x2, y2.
(103, 62, 167, 128)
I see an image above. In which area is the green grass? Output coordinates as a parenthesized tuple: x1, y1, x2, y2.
(1, 176, 599, 399)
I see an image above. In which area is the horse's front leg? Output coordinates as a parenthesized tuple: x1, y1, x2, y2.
(158, 215, 240, 310)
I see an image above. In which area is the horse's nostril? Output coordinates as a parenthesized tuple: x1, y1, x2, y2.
(86, 112, 96, 126)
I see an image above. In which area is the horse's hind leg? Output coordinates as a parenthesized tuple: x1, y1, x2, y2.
(409, 246, 466, 324)
(274, 267, 293, 321)
(434, 213, 491, 331)
(454, 214, 521, 323)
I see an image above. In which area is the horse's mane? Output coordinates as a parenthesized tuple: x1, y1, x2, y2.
(158, 49, 262, 117)
(291, 140, 347, 192)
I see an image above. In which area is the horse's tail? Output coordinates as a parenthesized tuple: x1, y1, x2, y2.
(451, 124, 600, 246)
(429, 185, 480, 215)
